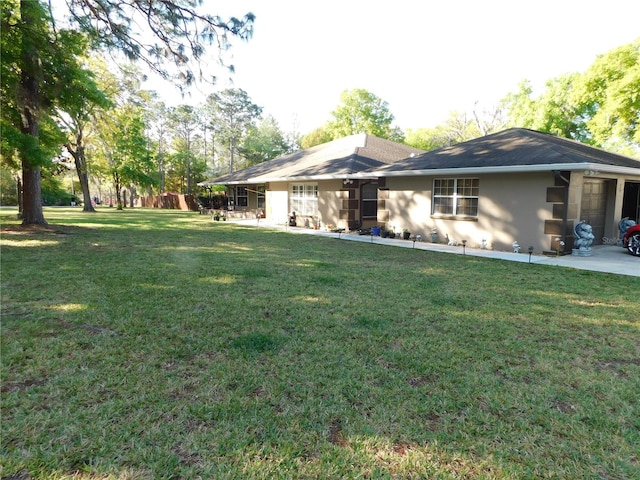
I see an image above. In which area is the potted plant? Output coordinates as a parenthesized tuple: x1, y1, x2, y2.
(371, 226, 381, 236)
(213, 211, 221, 221)
(403, 228, 411, 240)
(380, 227, 389, 238)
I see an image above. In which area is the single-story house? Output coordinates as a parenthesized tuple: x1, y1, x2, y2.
(366, 128, 640, 252)
(198, 134, 425, 230)
(199, 128, 640, 253)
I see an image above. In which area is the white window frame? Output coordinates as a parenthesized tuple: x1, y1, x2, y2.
(290, 183, 318, 216)
(236, 186, 248, 207)
(257, 186, 265, 209)
(432, 178, 479, 218)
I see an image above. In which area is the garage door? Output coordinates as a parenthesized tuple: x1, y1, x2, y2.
(622, 181, 640, 223)
(581, 180, 608, 245)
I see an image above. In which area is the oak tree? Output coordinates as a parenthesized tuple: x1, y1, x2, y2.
(300, 89, 404, 148)
(56, 58, 112, 212)
(502, 39, 640, 157)
(2, 0, 254, 224)
(575, 39, 640, 155)
(329, 88, 403, 142)
(93, 104, 153, 209)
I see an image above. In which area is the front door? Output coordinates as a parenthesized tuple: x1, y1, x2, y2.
(361, 182, 378, 226)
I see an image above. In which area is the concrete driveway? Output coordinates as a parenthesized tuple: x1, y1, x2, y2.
(231, 219, 640, 277)
(339, 233, 639, 277)
(531, 244, 639, 277)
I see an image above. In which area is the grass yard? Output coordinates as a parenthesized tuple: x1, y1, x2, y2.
(1, 207, 639, 479)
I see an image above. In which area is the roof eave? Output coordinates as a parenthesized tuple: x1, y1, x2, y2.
(198, 163, 640, 186)
(206, 173, 379, 184)
(367, 163, 640, 177)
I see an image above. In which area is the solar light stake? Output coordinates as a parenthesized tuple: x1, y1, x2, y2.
(528, 246, 534, 264)
(462, 239, 467, 255)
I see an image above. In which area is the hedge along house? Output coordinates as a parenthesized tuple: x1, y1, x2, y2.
(363, 128, 640, 253)
(198, 134, 425, 229)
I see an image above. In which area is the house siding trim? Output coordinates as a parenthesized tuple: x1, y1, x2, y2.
(365, 163, 640, 178)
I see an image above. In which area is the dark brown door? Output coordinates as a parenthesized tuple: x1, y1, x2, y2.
(581, 180, 608, 245)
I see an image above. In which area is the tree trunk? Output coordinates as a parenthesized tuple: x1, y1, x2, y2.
(68, 134, 96, 213)
(77, 163, 95, 212)
(229, 136, 235, 173)
(19, 0, 47, 225)
(114, 172, 122, 209)
(186, 134, 191, 195)
(21, 161, 46, 224)
(16, 175, 23, 217)
(158, 149, 165, 194)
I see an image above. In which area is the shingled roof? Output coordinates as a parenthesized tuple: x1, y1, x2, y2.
(199, 134, 425, 185)
(366, 128, 640, 177)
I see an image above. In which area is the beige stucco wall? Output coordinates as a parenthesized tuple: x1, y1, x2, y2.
(257, 170, 639, 246)
(318, 180, 346, 229)
(385, 172, 554, 252)
(264, 180, 349, 229)
(265, 182, 289, 225)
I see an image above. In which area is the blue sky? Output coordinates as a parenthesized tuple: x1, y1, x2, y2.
(144, 0, 640, 135)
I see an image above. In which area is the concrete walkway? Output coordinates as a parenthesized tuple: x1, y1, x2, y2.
(231, 219, 640, 277)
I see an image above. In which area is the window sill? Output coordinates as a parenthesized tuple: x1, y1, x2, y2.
(430, 215, 478, 222)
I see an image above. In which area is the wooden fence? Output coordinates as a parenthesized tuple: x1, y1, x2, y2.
(140, 194, 199, 211)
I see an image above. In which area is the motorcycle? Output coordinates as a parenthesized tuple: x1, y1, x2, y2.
(622, 223, 640, 256)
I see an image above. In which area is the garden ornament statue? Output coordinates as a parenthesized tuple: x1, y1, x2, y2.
(618, 217, 636, 245)
(572, 220, 595, 256)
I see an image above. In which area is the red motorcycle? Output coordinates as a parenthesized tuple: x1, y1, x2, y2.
(623, 223, 640, 256)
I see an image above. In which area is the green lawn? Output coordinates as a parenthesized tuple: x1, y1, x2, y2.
(1, 208, 639, 479)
